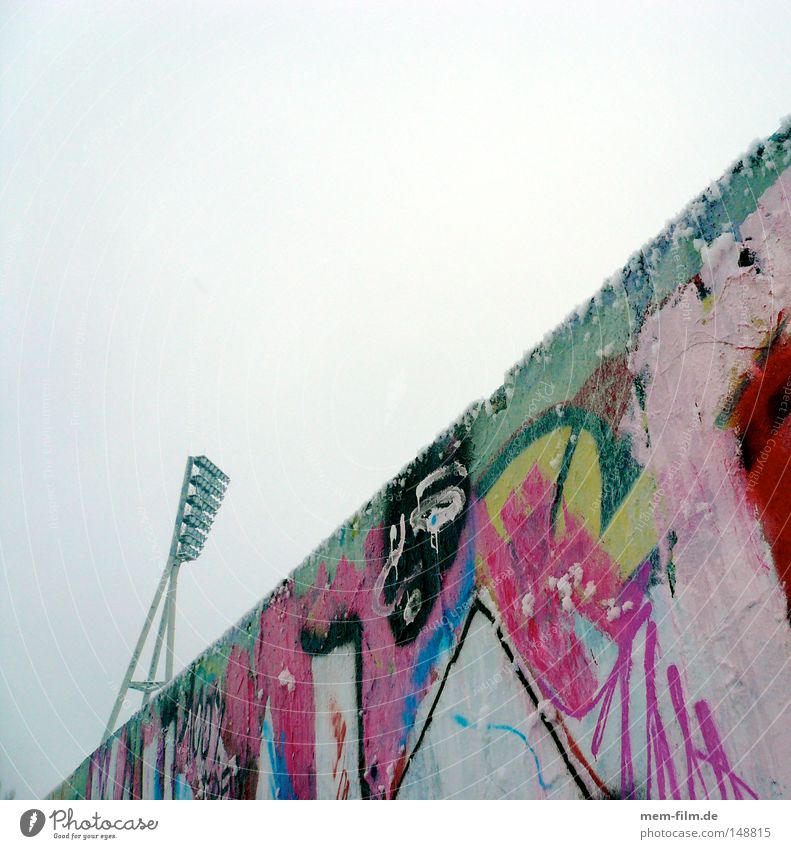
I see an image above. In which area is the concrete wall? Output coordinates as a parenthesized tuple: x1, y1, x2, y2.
(52, 124, 791, 800)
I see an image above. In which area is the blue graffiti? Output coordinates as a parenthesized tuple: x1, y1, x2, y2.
(174, 773, 193, 800)
(401, 541, 476, 742)
(453, 715, 554, 791)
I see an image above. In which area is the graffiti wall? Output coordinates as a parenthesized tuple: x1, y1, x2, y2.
(51, 125, 791, 800)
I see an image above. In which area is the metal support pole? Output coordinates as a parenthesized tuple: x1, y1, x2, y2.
(141, 561, 173, 709)
(165, 562, 180, 681)
(102, 561, 171, 744)
(101, 458, 194, 746)
(161, 458, 192, 685)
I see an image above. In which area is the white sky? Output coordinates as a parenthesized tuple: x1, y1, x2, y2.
(2, 0, 791, 798)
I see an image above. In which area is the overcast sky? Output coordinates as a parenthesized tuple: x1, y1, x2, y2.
(2, 0, 791, 798)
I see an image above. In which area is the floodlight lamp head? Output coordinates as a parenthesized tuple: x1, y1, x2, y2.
(177, 542, 202, 562)
(175, 455, 229, 563)
(187, 492, 215, 512)
(183, 512, 213, 533)
(194, 455, 231, 486)
(191, 475, 225, 503)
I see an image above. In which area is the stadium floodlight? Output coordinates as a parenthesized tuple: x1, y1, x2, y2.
(102, 455, 230, 745)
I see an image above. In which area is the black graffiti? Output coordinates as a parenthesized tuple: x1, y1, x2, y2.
(300, 617, 371, 799)
(394, 599, 595, 800)
(380, 431, 470, 645)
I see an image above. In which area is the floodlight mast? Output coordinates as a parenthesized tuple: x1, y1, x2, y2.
(102, 455, 229, 746)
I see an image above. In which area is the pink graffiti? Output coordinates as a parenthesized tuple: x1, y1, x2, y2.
(476, 463, 755, 799)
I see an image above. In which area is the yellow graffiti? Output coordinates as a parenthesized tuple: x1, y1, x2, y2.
(484, 424, 656, 579)
(485, 427, 571, 539)
(557, 429, 602, 542)
(599, 471, 656, 578)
